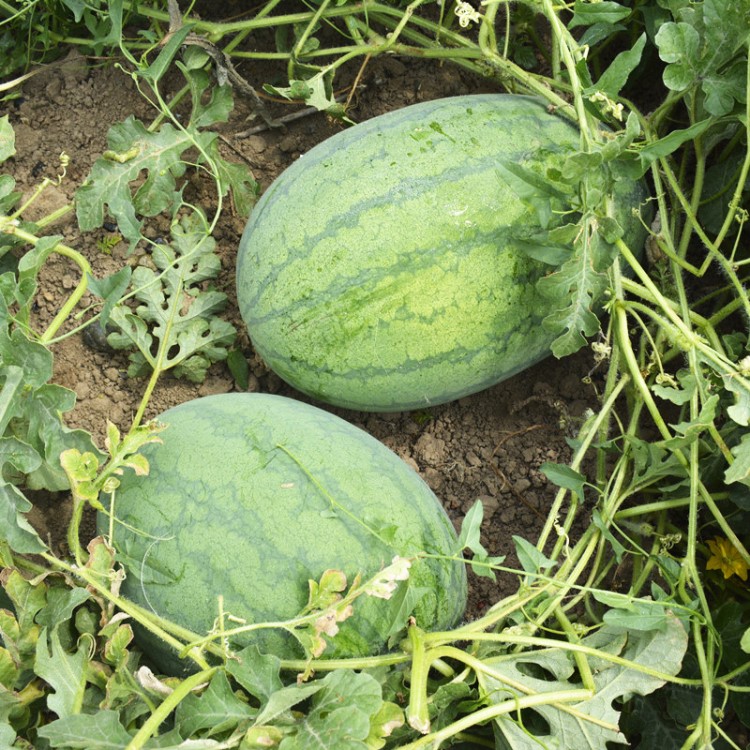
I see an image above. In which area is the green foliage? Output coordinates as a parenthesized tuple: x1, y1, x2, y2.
(482, 617, 687, 747)
(0, 0, 123, 79)
(0, 278, 101, 553)
(654, 0, 749, 115)
(104, 213, 236, 382)
(76, 69, 257, 249)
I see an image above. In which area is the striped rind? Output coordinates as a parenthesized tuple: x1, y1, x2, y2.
(237, 94, 647, 411)
(98, 393, 467, 672)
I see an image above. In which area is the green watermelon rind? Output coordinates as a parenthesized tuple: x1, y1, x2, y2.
(98, 393, 467, 673)
(237, 94, 648, 412)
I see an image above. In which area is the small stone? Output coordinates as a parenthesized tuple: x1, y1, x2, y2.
(466, 451, 482, 467)
(514, 478, 532, 494)
(61, 274, 75, 290)
(246, 135, 267, 153)
(105, 367, 120, 381)
(108, 404, 125, 423)
(401, 455, 420, 473)
(479, 494, 500, 516)
(278, 135, 297, 153)
(414, 433, 446, 466)
(423, 467, 444, 492)
(45, 78, 62, 100)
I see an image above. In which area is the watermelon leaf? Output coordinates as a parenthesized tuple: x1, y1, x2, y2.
(619, 692, 695, 750)
(0, 298, 103, 494)
(654, 0, 749, 116)
(594, 594, 671, 633)
(34, 627, 88, 720)
(480, 614, 688, 748)
(592, 33, 647, 98)
(174, 670, 256, 738)
(226, 645, 283, 704)
(37, 710, 133, 748)
(569, 0, 631, 28)
(76, 68, 256, 249)
(0, 723, 15, 747)
(86, 267, 132, 328)
(0, 482, 47, 554)
(105, 212, 236, 383)
(457, 499, 505, 580)
(540, 462, 586, 499)
(274, 670, 384, 750)
(538, 216, 611, 358)
(253, 681, 325, 726)
(0, 115, 14, 162)
(512, 535, 556, 574)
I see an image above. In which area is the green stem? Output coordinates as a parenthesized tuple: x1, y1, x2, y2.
(675, 96, 705, 260)
(66, 495, 86, 568)
(539, 0, 594, 146)
(556, 609, 595, 691)
(426, 631, 699, 685)
(0, 223, 92, 343)
(614, 496, 702, 518)
(536, 374, 629, 553)
(398, 688, 592, 749)
(125, 667, 218, 749)
(405, 624, 430, 733)
(42, 553, 214, 670)
(712, 44, 750, 252)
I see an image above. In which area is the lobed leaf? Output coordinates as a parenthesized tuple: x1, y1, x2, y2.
(277, 670, 383, 750)
(76, 68, 256, 250)
(569, 0, 631, 28)
(37, 709, 133, 748)
(538, 219, 611, 358)
(105, 213, 236, 383)
(225, 645, 283, 705)
(540, 462, 586, 499)
(174, 670, 256, 738)
(481, 614, 688, 748)
(34, 627, 88, 720)
(654, 0, 750, 115)
(593, 33, 647, 98)
(513, 535, 556, 574)
(0, 483, 47, 554)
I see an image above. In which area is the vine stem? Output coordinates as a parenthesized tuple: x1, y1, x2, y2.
(423, 631, 698, 686)
(40, 553, 214, 670)
(0, 222, 91, 343)
(125, 666, 218, 750)
(399, 688, 592, 749)
(539, 0, 594, 147)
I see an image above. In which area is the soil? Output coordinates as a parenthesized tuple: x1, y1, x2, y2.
(7, 47, 602, 620)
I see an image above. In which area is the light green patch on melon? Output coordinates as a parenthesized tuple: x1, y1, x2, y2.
(99, 393, 467, 673)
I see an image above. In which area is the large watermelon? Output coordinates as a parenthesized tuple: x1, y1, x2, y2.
(99, 393, 466, 674)
(236, 94, 648, 412)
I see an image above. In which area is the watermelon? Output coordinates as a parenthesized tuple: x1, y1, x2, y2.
(99, 393, 466, 674)
(236, 94, 648, 412)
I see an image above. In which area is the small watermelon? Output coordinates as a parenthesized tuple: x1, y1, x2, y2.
(99, 393, 467, 673)
(236, 94, 648, 412)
